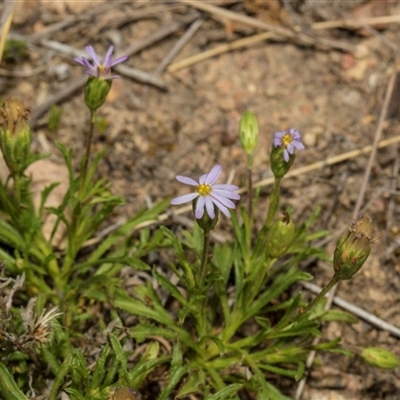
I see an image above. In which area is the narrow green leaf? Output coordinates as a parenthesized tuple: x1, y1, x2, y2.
(109, 333, 127, 369)
(0, 362, 28, 400)
(207, 384, 243, 400)
(154, 270, 188, 306)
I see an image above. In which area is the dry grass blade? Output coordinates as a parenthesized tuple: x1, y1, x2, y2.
(168, 31, 274, 72)
(176, 0, 354, 52)
(0, 0, 16, 65)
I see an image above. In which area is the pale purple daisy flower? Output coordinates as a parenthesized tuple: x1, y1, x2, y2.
(74, 45, 128, 80)
(170, 164, 240, 219)
(273, 128, 305, 162)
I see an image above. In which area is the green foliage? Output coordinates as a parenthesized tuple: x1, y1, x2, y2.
(0, 95, 392, 400)
(48, 105, 63, 131)
(3, 39, 27, 62)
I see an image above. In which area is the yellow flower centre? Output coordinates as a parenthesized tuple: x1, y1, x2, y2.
(282, 133, 293, 147)
(196, 184, 212, 196)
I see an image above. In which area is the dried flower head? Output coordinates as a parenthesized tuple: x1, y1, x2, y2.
(333, 214, 375, 280)
(20, 298, 62, 347)
(273, 128, 305, 162)
(74, 45, 128, 80)
(170, 164, 240, 219)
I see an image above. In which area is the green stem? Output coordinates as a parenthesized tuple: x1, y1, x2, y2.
(12, 173, 22, 205)
(266, 177, 281, 227)
(197, 230, 210, 287)
(247, 154, 253, 223)
(246, 256, 273, 306)
(195, 229, 211, 348)
(81, 110, 95, 188)
(301, 275, 340, 315)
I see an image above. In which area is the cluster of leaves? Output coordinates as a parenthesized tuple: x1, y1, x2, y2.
(0, 46, 398, 400)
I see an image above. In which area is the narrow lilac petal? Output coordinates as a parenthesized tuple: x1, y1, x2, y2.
(105, 74, 120, 80)
(195, 196, 206, 219)
(176, 175, 198, 186)
(103, 46, 114, 68)
(74, 57, 87, 66)
(198, 173, 207, 184)
(287, 144, 295, 154)
(170, 192, 198, 205)
(212, 189, 240, 200)
(283, 149, 290, 162)
(205, 164, 222, 185)
(212, 184, 239, 191)
(111, 55, 128, 66)
(211, 197, 231, 218)
(205, 197, 215, 219)
(81, 59, 93, 69)
(211, 193, 235, 209)
(85, 46, 100, 66)
(292, 141, 305, 150)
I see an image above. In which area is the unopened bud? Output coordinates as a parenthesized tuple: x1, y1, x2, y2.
(0, 99, 32, 175)
(333, 215, 375, 280)
(361, 347, 400, 369)
(265, 211, 295, 258)
(83, 76, 112, 112)
(239, 111, 259, 156)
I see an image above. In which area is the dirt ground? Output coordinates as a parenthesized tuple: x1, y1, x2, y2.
(2, 0, 400, 399)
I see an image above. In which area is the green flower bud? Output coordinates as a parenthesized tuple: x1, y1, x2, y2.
(333, 215, 375, 280)
(361, 347, 400, 369)
(0, 99, 32, 175)
(239, 111, 259, 156)
(83, 76, 112, 112)
(265, 211, 295, 258)
(270, 145, 295, 179)
(194, 199, 218, 233)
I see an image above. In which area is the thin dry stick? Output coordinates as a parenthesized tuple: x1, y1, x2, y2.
(26, 1, 118, 44)
(386, 145, 400, 230)
(153, 18, 205, 77)
(176, 0, 354, 52)
(312, 14, 400, 31)
(301, 281, 400, 338)
(295, 51, 400, 400)
(168, 31, 274, 72)
(122, 13, 199, 58)
(353, 53, 399, 219)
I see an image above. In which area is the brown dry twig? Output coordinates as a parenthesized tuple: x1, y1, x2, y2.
(300, 281, 400, 338)
(176, 0, 354, 53)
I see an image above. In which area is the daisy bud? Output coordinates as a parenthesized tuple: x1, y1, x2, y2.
(0, 99, 32, 175)
(361, 347, 400, 369)
(83, 76, 112, 112)
(239, 111, 259, 156)
(265, 211, 295, 258)
(271, 129, 304, 178)
(74, 45, 128, 112)
(270, 145, 295, 179)
(333, 215, 375, 280)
